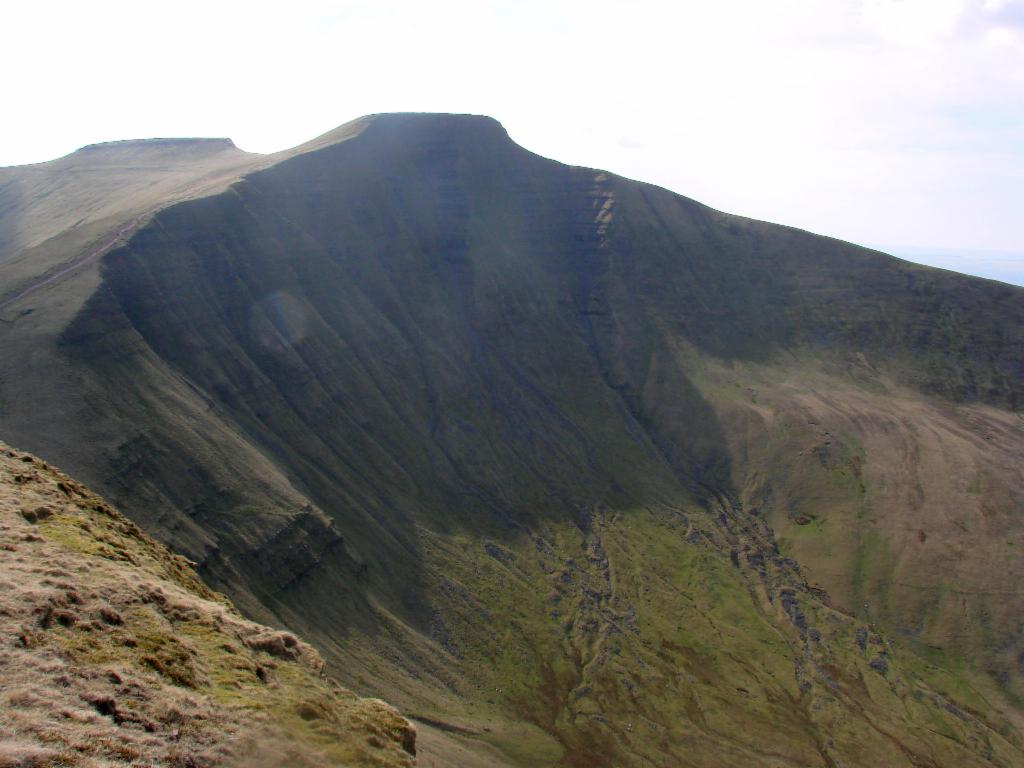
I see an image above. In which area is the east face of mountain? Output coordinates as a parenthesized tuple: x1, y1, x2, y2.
(2, 114, 1023, 766)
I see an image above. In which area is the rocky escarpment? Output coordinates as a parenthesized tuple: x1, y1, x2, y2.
(0, 441, 415, 767)
(1, 113, 1023, 766)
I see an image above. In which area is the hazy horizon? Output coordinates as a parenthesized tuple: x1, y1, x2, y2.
(876, 244, 1024, 287)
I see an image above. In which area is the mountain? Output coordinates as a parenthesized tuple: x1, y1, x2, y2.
(0, 440, 415, 766)
(1, 113, 1023, 766)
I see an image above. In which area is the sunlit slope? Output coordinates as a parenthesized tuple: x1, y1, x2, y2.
(0, 138, 268, 315)
(1, 113, 1022, 766)
(0, 440, 416, 766)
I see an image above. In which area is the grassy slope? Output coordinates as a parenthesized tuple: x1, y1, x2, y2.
(1, 114, 1022, 765)
(0, 440, 416, 766)
(0, 138, 268, 315)
(686, 353, 1024, 712)
(423, 508, 1023, 767)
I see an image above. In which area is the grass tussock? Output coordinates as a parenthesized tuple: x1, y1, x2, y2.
(0, 441, 416, 767)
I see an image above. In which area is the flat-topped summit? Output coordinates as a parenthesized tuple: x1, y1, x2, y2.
(77, 136, 239, 153)
(6, 114, 513, 172)
(361, 111, 507, 133)
(56, 137, 246, 168)
(282, 112, 514, 158)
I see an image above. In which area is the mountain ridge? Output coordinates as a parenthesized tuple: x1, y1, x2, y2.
(1, 112, 1023, 766)
(0, 439, 417, 767)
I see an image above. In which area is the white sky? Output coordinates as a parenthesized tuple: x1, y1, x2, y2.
(3, 0, 1023, 262)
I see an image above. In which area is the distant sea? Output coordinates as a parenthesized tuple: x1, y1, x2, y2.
(871, 245, 1024, 288)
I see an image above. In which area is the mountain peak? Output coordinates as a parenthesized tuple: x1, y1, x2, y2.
(4, 108, 1024, 768)
(362, 111, 511, 143)
(78, 137, 238, 152)
(48, 137, 246, 168)
(363, 111, 506, 130)
(286, 112, 513, 158)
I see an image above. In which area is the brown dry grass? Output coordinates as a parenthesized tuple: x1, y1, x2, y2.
(0, 442, 415, 767)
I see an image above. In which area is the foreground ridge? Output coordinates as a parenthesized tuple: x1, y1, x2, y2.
(0, 441, 416, 767)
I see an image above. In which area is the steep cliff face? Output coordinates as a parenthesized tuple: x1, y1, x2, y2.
(2, 114, 1023, 766)
(0, 441, 416, 767)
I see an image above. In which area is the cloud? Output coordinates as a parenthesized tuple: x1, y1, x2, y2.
(983, 0, 1024, 23)
(859, 0, 966, 44)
